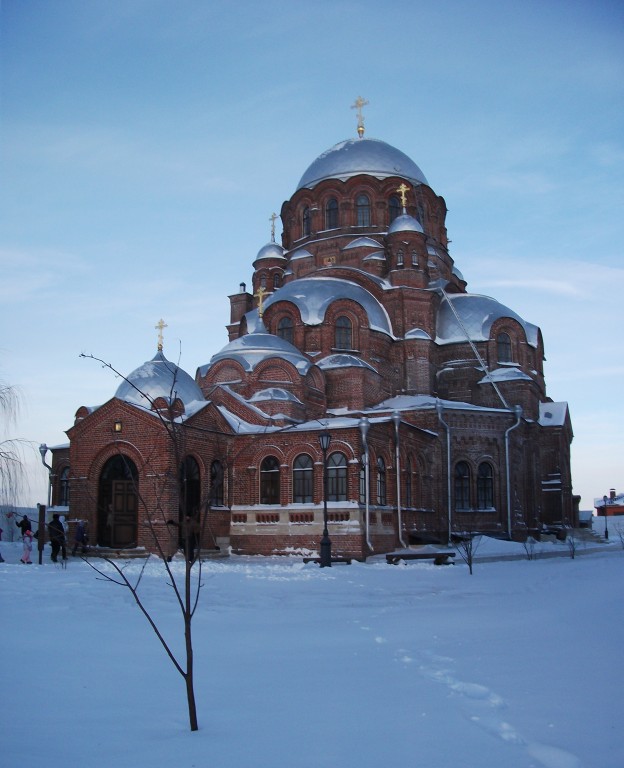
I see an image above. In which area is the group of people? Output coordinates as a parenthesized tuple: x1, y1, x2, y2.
(8, 513, 89, 565)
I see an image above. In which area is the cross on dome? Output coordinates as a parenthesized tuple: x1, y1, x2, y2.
(351, 95, 369, 138)
(155, 318, 168, 351)
(269, 212, 278, 243)
(396, 182, 410, 209)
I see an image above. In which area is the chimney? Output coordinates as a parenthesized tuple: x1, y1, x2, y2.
(610, 489, 616, 500)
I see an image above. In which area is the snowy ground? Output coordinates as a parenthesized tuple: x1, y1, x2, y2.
(1, 525, 622, 768)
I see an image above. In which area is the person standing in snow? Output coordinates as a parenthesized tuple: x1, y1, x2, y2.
(47, 514, 66, 563)
(72, 520, 88, 556)
(16, 514, 32, 538)
(20, 530, 33, 564)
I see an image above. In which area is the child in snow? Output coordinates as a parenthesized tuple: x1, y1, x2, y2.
(21, 530, 33, 564)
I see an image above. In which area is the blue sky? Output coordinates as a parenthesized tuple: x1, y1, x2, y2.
(1, 0, 622, 510)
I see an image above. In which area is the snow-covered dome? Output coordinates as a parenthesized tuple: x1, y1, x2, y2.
(247, 276, 394, 338)
(436, 294, 539, 348)
(388, 212, 424, 234)
(115, 351, 204, 409)
(254, 241, 286, 262)
(296, 138, 429, 191)
(198, 332, 312, 376)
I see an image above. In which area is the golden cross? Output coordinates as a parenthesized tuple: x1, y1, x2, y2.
(269, 212, 278, 242)
(155, 318, 167, 351)
(396, 183, 410, 208)
(255, 286, 267, 318)
(351, 95, 369, 138)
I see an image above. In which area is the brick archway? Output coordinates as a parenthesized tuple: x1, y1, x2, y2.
(97, 455, 138, 548)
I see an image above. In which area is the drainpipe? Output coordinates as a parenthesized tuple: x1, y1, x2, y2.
(392, 411, 407, 547)
(505, 405, 523, 539)
(359, 417, 373, 553)
(435, 401, 452, 545)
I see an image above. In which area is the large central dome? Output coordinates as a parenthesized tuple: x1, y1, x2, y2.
(296, 137, 429, 191)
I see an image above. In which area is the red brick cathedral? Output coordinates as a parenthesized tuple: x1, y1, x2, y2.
(49, 111, 576, 559)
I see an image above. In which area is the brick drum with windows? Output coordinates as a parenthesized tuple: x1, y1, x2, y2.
(48, 114, 577, 559)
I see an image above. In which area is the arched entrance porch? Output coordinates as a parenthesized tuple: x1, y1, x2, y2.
(97, 455, 139, 547)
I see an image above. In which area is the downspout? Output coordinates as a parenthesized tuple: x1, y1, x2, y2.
(504, 405, 523, 539)
(435, 401, 452, 545)
(359, 417, 373, 553)
(392, 411, 407, 547)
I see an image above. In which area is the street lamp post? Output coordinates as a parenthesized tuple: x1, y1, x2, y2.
(319, 430, 332, 567)
(603, 495, 609, 541)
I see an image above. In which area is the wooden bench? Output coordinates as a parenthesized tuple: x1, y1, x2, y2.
(386, 550, 455, 566)
(303, 556, 352, 565)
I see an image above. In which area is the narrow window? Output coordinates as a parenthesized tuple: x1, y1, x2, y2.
(335, 316, 352, 350)
(260, 456, 280, 505)
(302, 206, 311, 237)
(359, 457, 366, 504)
(325, 198, 339, 229)
(260, 273, 267, 289)
(477, 462, 494, 509)
(293, 454, 313, 503)
(396, 248, 404, 268)
(277, 316, 294, 344)
(411, 249, 418, 267)
(210, 460, 224, 507)
(356, 194, 371, 227)
(405, 458, 412, 508)
(388, 195, 401, 224)
(327, 452, 347, 501)
(454, 461, 471, 510)
(59, 467, 70, 506)
(273, 273, 281, 290)
(376, 457, 386, 505)
(497, 332, 512, 363)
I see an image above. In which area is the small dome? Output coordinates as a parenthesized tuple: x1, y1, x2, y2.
(115, 351, 204, 409)
(199, 332, 312, 376)
(388, 213, 424, 234)
(297, 138, 429, 190)
(436, 294, 539, 348)
(255, 242, 286, 262)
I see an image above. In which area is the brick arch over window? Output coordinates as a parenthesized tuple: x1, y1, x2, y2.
(477, 461, 494, 509)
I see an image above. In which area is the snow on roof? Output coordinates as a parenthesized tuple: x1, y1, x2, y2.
(538, 402, 569, 427)
(342, 237, 383, 250)
(115, 351, 205, 409)
(251, 276, 394, 337)
(478, 367, 532, 384)
(436, 293, 540, 348)
(317, 354, 378, 372)
(199, 333, 313, 377)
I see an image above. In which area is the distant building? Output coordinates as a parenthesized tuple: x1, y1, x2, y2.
(595, 490, 624, 517)
(48, 110, 577, 559)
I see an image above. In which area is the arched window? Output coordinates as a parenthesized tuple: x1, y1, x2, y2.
(327, 452, 347, 501)
(396, 248, 404, 268)
(454, 461, 471, 510)
(59, 466, 70, 506)
(497, 332, 512, 363)
(325, 197, 339, 229)
(335, 316, 352, 350)
(477, 462, 494, 509)
(376, 457, 386, 505)
(210, 460, 224, 507)
(273, 273, 281, 290)
(260, 273, 267, 289)
(293, 454, 313, 503)
(302, 206, 311, 237)
(277, 316, 294, 344)
(260, 456, 280, 505)
(388, 195, 401, 224)
(411, 249, 418, 267)
(356, 194, 371, 227)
